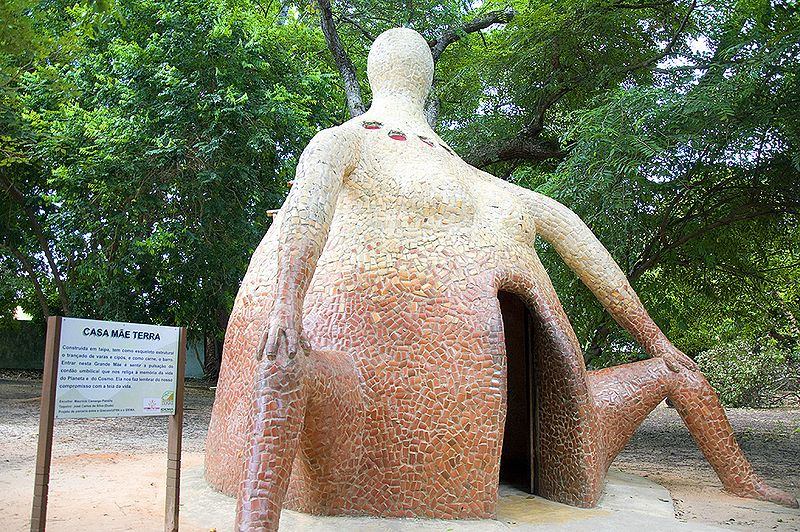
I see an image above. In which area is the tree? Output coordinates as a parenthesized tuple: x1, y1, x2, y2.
(535, 0, 800, 364)
(1, 0, 342, 375)
(2, 0, 797, 388)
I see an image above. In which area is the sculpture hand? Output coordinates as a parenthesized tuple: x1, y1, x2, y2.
(659, 345, 699, 373)
(256, 302, 304, 361)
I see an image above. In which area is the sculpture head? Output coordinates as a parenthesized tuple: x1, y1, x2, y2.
(367, 28, 433, 109)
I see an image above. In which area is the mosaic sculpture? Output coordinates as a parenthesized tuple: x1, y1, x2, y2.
(206, 27, 798, 531)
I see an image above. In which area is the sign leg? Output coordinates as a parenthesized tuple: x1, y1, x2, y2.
(165, 327, 187, 532)
(30, 316, 62, 532)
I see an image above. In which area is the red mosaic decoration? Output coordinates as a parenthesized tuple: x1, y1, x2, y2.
(205, 27, 798, 532)
(388, 130, 407, 141)
(362, 120, 383, 130)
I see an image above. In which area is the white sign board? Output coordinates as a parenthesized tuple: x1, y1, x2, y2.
(54, 317, 181, 419)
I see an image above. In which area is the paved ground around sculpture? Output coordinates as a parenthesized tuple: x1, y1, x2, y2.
(181, 465, 728, 531)
(1, 374, 797, 530)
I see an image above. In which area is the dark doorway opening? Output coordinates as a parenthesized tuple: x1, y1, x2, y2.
(498, 290, 537, 494)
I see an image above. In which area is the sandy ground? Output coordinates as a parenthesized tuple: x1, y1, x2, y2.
(1, 375, 798, 531)
(614, 405, 800, 530)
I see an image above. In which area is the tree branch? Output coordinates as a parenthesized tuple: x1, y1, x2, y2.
(317, 0, 365, 117)
(616, 0, 696, 73)
(475, 0, 695, 169)
(585, 198, 792, 363)
(465, 129, 565, 169)
(613, 1, 674, 9)
(339, 14, 377, 42)
(429, 8, 516, 63)
(422, 8, 516, 126)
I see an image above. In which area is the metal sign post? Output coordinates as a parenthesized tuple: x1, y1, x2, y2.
(29, 317, 186, 532)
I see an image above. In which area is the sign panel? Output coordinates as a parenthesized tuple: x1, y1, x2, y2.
(54, 317, 181, 419)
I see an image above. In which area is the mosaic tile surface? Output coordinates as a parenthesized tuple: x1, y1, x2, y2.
(205, 28, 798, 531)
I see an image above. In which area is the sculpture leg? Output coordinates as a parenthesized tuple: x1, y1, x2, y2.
(235, 352, 308, 532)
(288, 350, 365, 513)
(589, 359, 798, 508)
(589, 358, 671, 470)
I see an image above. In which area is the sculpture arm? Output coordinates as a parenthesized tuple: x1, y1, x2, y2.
(260, 126, 360, 359)
(526, 191, 697, 371)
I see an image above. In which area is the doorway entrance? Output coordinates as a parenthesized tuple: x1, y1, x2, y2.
(497, 291, 537, 494)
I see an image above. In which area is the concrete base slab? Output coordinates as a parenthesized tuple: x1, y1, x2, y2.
(181, 467, 726, 531)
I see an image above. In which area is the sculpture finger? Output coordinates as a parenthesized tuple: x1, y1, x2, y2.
(680, 354, 699, 372)
(663, 355, 681, 373)
(265, 324, 282, 360)
(299, 335, 311, 355)
(256, 328, 269, 361)
(285, 328, 299, 359)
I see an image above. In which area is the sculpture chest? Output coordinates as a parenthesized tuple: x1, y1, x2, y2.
(346, 131, 477, 225)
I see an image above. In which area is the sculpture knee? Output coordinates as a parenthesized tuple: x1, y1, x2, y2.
(590, 358, 671, 412)
(253, 354, 306, 398)
(589, 358, 674, 470)
(303, 350, 365, 458)
(284, 351, 365, 512)
(664, 365, 717, 405)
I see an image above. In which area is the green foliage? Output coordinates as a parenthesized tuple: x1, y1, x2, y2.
(0, 319, 45, 370)
(518, 0, 800, 369)
(1, 0, 341, 340)
(697, 338, 799, 407)
(439, 0, 699, 158)
(2, 0, 798, 386)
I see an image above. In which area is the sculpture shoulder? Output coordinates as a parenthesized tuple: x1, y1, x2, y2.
(465, 167, 540, 241)
(466, 168, 586, 243)
(469, 167, 533, 207)
(308, 121, 364, 145)
(469, 167, 566, 216)
(301, 123, 364, 173)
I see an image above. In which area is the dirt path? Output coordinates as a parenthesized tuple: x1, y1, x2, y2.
(0, 377, 215, 531)
(1, 377, 798, 530)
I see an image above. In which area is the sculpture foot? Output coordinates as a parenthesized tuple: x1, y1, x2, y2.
(729, 479, 798, 508)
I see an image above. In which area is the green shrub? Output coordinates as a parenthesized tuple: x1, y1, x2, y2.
(697, 339, 799, 407)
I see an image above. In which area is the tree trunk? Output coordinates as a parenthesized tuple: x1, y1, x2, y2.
(0, 176, 69, 315)
(204, 333, 222, 380)
(317, 0, 365, 117)
(425, 96, 440, 128)
(204, 305, 231, 380)
(7, 245, 50, 319)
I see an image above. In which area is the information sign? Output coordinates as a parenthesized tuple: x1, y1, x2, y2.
(30, 316, 186, 532)
(54, 318, 180, 418)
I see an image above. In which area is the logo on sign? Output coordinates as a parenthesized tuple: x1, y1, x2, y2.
(143, 397, 162, 413)
(161, 390, 175, 408)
